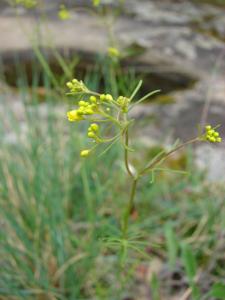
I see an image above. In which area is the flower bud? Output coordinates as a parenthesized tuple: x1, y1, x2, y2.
(100, 94, 106, 101)
(90, 96, 97, 103)
(90, 123, 99, 132)
(80, 149, 90, 157)
(67, 110, 84, 122)
(78, 101, 86, 106)
(88, 131, 95, 138)
(105, 94, 113, 102)
(205, 125, 212, 131)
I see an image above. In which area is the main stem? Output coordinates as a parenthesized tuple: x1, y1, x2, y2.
(122, 178, 138, 238)
(122, 127, 138, 238)
(122, 134, 199, 238)
(124, 129, 134, 178)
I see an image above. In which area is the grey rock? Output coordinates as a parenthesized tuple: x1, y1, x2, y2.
(195, 144, 225, 182)
(1, 0, 225, 79)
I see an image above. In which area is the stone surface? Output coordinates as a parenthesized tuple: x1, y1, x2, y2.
(195, 144, 225, 181)
(0, 85, 66, 145)
(1, 0, 225, 78)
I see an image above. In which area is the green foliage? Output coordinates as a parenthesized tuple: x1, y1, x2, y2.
(181, 243, 200, 300)
(181, 243, 197, 280)
(0, 84, 224, 298)
(164, 224, 178, 269)
(209, 283, 225, 299)
(150, 274, 161, 300)
(0, 97, 121, 298)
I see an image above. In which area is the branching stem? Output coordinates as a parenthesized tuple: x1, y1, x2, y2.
(139, 137, 200, 176)
(121, 134, 200, 245)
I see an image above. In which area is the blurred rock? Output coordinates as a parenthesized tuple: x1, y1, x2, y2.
(195, 144, 225, 181)
(1, 0, 225, 80)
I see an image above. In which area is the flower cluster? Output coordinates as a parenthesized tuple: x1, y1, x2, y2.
(67, 110, 83, 122)
(67, 97, 99, 122)
(58, 5, 71, 20)
(66, 79, 88, 94)
(117, 96, 130, 113)
(204, 125, 222, 143)
(66, 78, 134, 157)
(88, 123, 100, 140)
(77, 100, 96, 116)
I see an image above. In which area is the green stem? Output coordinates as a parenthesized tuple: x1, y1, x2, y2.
(122, 178, 138, 239)
(99, 109, 122, 127)
(139, 137, 199, 176)
(122, 124, 139, 240)
(124, 128, 134, 178)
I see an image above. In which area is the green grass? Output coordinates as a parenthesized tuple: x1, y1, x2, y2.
(0, 57, 224, 300)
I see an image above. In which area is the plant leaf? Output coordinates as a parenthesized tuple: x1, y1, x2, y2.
(181, 243, 197, 281)
(210, 283, 225, 299)
(165, 224, 178, 269)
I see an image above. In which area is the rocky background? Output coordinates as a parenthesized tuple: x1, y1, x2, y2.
(0, 0, 225, 180)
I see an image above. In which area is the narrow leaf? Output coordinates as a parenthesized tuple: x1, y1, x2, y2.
(165, 224, 178, 268)
(181, 243, 197, 281)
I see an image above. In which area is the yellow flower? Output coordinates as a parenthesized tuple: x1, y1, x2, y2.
(87, 123, 99, 140)
(80, 149, 90, 157)
(93, 0, 100, 7)
(108, 47, 120, 58)
(117, 96, 130, 113)
(58, 5, 71, 20)
(66, 79, 87, 93)
(67, 110, 84, 122)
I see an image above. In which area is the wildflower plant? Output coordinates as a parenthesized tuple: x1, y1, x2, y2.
(66, 78, 222, 262)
